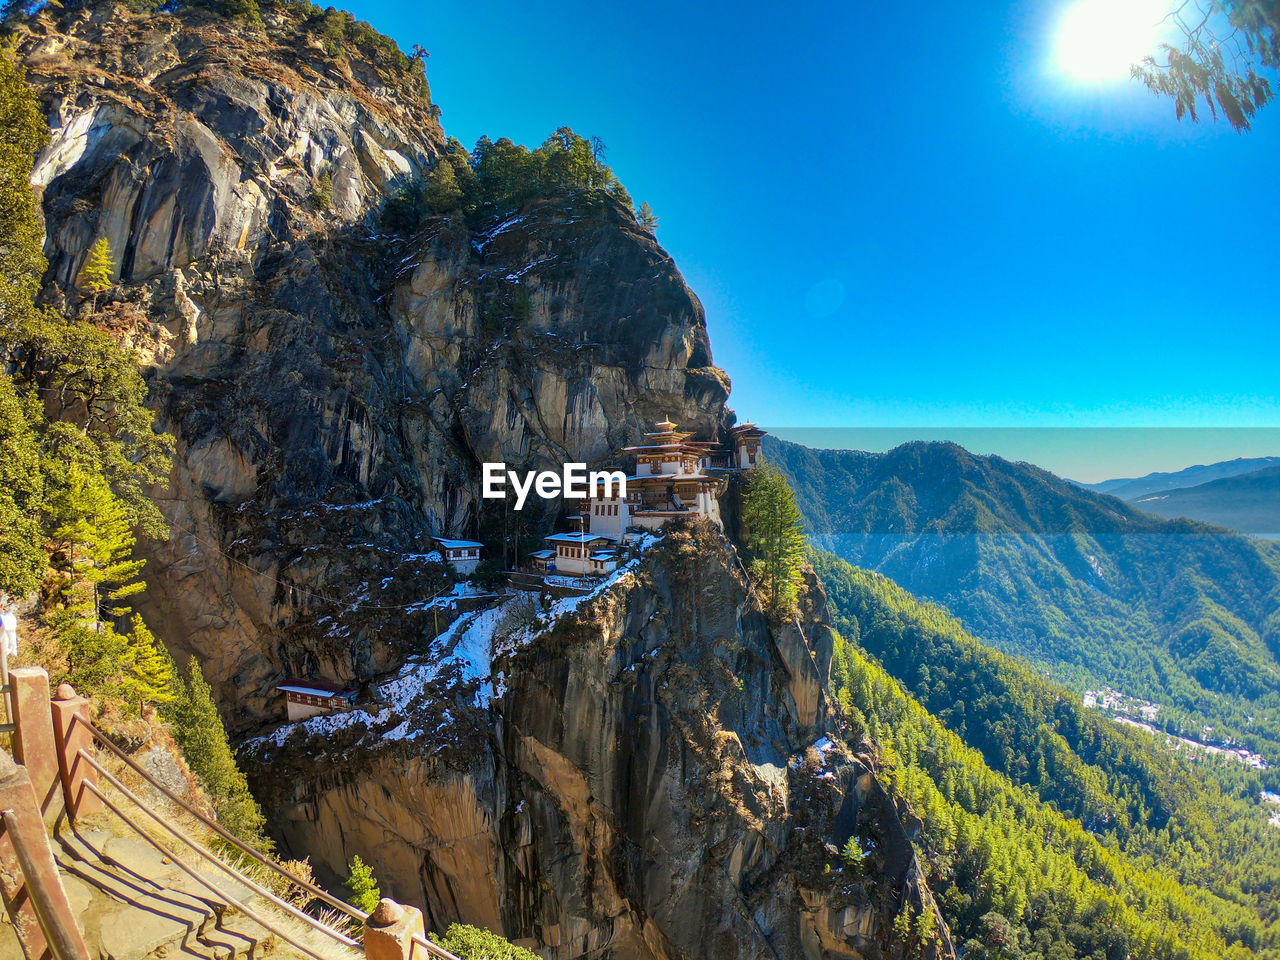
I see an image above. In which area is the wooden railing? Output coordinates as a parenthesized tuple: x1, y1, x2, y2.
(0, 667, 463, 960)
(0, 747, 91, 960)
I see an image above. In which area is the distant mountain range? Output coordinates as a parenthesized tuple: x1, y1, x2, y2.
(1073, 456, 1280, 499)
(1125, 463, 1280, 535)
(1072, 457, 1280, 535)
(765, 435, 1280, 758)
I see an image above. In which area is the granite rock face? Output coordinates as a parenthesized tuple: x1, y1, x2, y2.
(19, 3, 729, 726)
(19, 6, 951, 956)
(247, 526, 951, 960)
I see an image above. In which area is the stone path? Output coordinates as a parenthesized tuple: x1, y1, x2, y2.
(0, 818, 359, 960)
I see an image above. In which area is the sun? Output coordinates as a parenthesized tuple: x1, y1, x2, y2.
(1054, 0, 1170, 83)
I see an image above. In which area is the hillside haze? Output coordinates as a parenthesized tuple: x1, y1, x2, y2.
(1128, 463, 1280, 535)
(1076, 456, 1280, 500)
(765, 436, 1280, 758)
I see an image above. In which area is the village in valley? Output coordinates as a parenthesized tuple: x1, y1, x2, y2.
(272, 420, 766, 729)
(1083, 687, 1270, 771)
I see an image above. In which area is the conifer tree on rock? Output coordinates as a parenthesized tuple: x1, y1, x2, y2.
(741, 461, 808, 619)
(170, 657, 269, 845)
(76, 237, 114, 310)
(125, 614, 176, 712)
(344, 855, 381, 913)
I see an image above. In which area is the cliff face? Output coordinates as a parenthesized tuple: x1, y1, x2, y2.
(23, 1, 442, 286)
(17, 5, 950, 956)
(18, 2, 728, 728)
(246, 526, 950, 960)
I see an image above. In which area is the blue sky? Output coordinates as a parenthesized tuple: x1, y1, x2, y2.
(342, 0, 1280, 479)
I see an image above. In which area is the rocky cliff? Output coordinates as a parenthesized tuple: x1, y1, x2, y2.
(246, 524, 950, 960)
(14, 4, 950, 956)
(17, 1, 728, 727)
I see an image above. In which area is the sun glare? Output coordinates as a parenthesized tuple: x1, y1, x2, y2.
(1054, 0, 1169, 83)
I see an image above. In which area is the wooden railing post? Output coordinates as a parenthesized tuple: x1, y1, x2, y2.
(8, 669, 61, 824)
(0, 750, 90, 960)
(364, 898, 425, 960)
(49, 686, 99, 820)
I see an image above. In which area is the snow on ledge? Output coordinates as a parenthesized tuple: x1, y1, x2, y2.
(248, 534, 663, 752)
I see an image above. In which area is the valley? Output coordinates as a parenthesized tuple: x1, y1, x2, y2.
(767, 435, 1280, 762)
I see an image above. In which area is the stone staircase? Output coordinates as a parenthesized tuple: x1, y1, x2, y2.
(0, 819, 358, 960)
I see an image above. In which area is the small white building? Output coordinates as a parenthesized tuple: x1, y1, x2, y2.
(584, 488, 632, 542)
(277, 680, 356, 722)
(432, 537, 484, 575)
(730, 423, 766, 470)
(541, 532, 619, 576)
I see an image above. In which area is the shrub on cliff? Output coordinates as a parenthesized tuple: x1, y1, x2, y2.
(309, 171, 334, 210)
(344, 855, 381, 913)
(430, 925, 539, 960)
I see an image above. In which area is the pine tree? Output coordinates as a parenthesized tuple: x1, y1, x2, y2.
(741, 461, 808, 619)
(76, 237, 114, 309)
(0, 375, 44, 598)
(169, 658, 269, 846)
(309, 172, 334, 210)
(423, 160, 463, 213)
(46, 465, 146, 624)
(125, 614, 176, 711)
(636, 201, 658, 230)
(345, 855, 382, 913)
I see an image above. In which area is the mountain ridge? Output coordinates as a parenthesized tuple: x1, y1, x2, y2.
(1073, 455, 1280, 501)
(1122, 463, 1280, 536)
(764, 434, 1280, 759)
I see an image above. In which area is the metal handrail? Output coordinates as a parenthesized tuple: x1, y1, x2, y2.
(79, 751, 359, 950)
(86, 721, 366, 921)
(83, 781, 348, 960)
(1, 808, 88, 960)
(411, 932, 466, 960)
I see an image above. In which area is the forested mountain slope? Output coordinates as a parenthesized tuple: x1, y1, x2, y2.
(817, 551, 1280, 960)
(766, 436, 1280, 758)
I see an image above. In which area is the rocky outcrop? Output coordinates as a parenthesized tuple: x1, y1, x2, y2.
(247, 525, 950, 960)
(18, 2, 728, 729)
(17, 5, 952, 956)
(23, 1, 442, 287)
